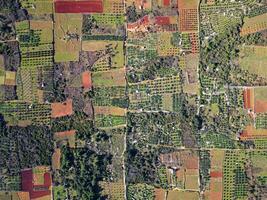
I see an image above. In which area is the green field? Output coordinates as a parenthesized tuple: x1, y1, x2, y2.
(239, 45, 267, 78)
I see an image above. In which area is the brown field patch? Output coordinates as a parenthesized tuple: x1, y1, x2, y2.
(82, 71, 92, 90)
(5, 71, 16, 86)
(183, 83, 199, 95)
(82, 40, 110, 51)
(209, 191, 222, 200)
(210, 171, 223, 178)
(240, 125, 267, 140)
(210, 150, 224, 170)
(241, 13, 267, 36)
(184, 156, 199, 169)
(155, 188, 166, 200)
(0, 192, 30, 200)
(54, 130, 76, 148)
(52, 148, 61, 170)
(176, 168, 185, 184)
(94, 106, 126, 116)
(37, 89, 44, 104)
(17, 192, 30, 200)
(92, 68, 126, 87)
(254, 99, 267, 113)
(167, 190, 199, 200)
(178, 0, 199, 9)
(243, 88, 253, 110)
(30, 20, 53, 30)
(51, 99, 73, 118)
(254, 87, 267, 113)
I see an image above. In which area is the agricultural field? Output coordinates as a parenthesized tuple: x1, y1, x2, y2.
(239, 46, 267, 80)
(15, 19, 54, 103)
(200, 149, 267, 200)
(159, 150, 199, 190)
(20, 0, 54, 16)
(241, 13, 267, 36)
(54, 13, 82, 62)
(126, 149, 200, 199)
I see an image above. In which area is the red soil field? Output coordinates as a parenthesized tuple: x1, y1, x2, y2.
(155, 188, 165, 200)
(184, 157, 199, 169)
(254, 99, 267, 113)
(127, 15, 150, 29)
(51, 99, 73, 118)
(82, 71, 92, 89)
(210, 171, 223, 178)
(155, 16, 170, 25)
(55, 0, 103, 13)
(209, 192, 222, 200)
(163, 0, 170, 6)
(21, 169, 52, 199)
(243, 88, 252, 110)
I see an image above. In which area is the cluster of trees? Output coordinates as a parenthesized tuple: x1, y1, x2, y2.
(127, 56, 180, 83)
(126, 145, 160, 184)
(51, 111, 113, 199)
(200, 23, 242, 84)
(59, 146, 112, 200)
(126, 4, 148, 23)
(0, 0, 27, 41)
(82, 15, 97, 35)
(0, 115, 53, 176)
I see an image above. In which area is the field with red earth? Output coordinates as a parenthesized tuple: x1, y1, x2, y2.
(210, 171, 223, 178)
(127, 15, 150, 29)
(155, 16, 170, 25)
(51, 99, 73, 118)
(243, 88, 253, 110)
(82, 71, 92, 90)
(163, 0, 170, 6)
(21, 169, 52, 199)
(55, 0, 103, 13)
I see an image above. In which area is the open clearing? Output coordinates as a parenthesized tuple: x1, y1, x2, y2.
(239, 45, 267, 79)
(54, 13, 82, 62)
